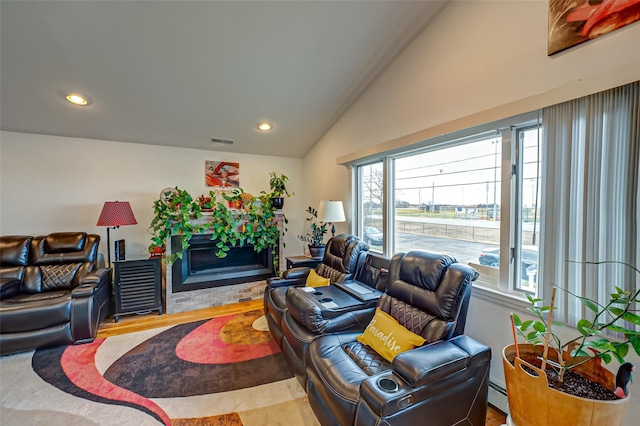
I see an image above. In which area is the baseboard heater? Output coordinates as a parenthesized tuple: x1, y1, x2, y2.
(488, 380, 509, 415)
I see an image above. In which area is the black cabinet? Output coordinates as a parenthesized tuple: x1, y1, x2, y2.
(113, 257, 162, 322)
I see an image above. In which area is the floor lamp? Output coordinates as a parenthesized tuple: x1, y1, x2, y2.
(96, 201, 138, 267)
(317, 200, 346, 238)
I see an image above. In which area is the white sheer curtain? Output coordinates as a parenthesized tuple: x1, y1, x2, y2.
(540, 81, 639, 326)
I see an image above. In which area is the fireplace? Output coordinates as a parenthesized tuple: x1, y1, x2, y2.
(163, 212, 284, 314)
(171, 234, 276, 293)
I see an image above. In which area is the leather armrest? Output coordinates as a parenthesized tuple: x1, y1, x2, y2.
(73, 268, 110, 297)
(359, 336, 491, 418)
(392, 340, 469, 388)
(0, 277, 21, 300)
(282, 267, 312, 280)
(359, 372, 414, 418)
(286, 287, 376, 333)
(266, 267, 311, 289)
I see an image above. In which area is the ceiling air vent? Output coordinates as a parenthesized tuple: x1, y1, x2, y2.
(211, 138, 235, 145)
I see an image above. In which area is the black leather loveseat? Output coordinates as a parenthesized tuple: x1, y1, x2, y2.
(0, 232, 111, 355)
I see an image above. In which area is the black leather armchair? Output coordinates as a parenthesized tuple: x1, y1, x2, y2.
(0, 232, 111, 355)
(263, 234, 369, 346)
(304, 250, 489, 426)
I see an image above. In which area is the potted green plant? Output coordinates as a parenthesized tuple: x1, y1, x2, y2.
(207, 190, 286, 274)
(245, 192, 287, 274)
(197, 194, 214, 212)
(221, 187, 245, 210)
(505, 261, 639, 426)
(149, 183, 287, 273)
(149, 187, 207, 265)
(148, 241, 165, 257)
(297, 206, 329, 258)
(268, 172, 293, 209)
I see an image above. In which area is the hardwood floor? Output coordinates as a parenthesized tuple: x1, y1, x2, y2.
(486, 406, 508, 426)
(97, 300, 507, 425)
(97, 299, 263, 338)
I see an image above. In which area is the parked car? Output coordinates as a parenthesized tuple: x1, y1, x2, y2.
(478, 246, 538, 280)
(363, 226, 383, 246)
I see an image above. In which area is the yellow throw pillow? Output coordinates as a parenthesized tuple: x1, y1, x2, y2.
(357, 308, 426, 362)
(306, 269, 330, 288)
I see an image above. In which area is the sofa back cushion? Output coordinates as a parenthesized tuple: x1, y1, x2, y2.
(22, 263, 83, 293)
(379, 250, 478, 342)
(43, 232, 86, 253)
(377, 294, 448, 343)
(0, 236, 33, 266)
(315, 234, 369, 283)
(0, 236, 33, 281)
(30, 233, 97, 265)
(20, 233, 99, 294)
(354, 253, 390, 291)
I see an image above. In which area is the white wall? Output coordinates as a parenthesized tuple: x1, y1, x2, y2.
(0, 131, 304, 261)
(302, 0, 640, 422)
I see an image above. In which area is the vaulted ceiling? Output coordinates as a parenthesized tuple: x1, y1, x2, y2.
(1, 1, 447, 158)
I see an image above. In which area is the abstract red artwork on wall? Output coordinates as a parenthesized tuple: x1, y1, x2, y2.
(205, 161, 240, 188)
(548, 0, 640, 55)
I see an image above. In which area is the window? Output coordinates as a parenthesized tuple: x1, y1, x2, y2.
(354, 120, 542, 298)
(353, 82, 638, 318)
(514, 125, 542, 294)
(393, 137, 502, 287)
(357, 162, 385, 252)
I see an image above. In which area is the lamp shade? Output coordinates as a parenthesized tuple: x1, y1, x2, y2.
(96, 201, 137, 227)
(317, 200, 345, 223)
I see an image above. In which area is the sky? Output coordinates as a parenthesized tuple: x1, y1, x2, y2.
(362, 127, 541, 209)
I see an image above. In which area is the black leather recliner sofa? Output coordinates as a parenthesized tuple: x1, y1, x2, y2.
(282, 252, 390, 386)
(263, 234, 369, 346)
(0, 232, 111, 355)
(304, 250, 491, 425)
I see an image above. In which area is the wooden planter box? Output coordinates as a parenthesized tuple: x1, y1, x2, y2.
(502, 344, 629, 426)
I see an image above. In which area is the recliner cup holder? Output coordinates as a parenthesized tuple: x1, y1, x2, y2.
(377, 377, 399, 393)
(318, 298, 333, 303)
(313, 291, 323, 296)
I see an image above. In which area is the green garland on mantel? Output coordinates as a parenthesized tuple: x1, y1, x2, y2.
(149, 185, 288, 274)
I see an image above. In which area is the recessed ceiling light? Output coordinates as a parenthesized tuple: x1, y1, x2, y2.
(257, 122, 272, 131)
(65, 94, 89, 106)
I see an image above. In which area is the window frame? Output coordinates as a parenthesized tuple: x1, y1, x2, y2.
(351, 113, 540, 309)
(512, 122, 543, 294)
(354, 160, 387, 254)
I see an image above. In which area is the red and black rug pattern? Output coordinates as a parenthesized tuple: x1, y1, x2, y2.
(31, 310, 292, 425)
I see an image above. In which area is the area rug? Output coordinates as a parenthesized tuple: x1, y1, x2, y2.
(0, 310, 319, 426)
